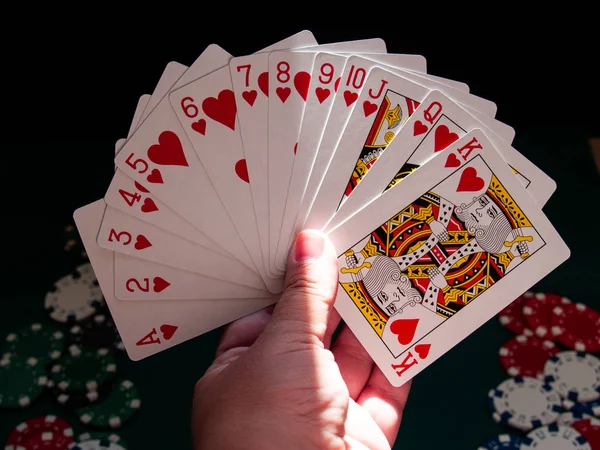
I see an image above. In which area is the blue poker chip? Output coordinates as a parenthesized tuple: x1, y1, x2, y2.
(477, 433, 522, 449)
(521, 423, 591, 449)
(488, 376, 563, 431)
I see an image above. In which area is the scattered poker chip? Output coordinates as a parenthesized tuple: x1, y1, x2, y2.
(49, 345, 116, 393)
(521, 291, 566, 339)
(544, 351, 600, 403)
(69, 439, 127, 450)
(498, 293, 533, 335)
(477, 433, 522, 449)
(64, 223, 88, 262)
(521, 423, 591, 449)
(47, 378, 113, 408)
(45, 270, 104, 324)
(2, 322, 66, 365)
(564, 398, 600, 417)
(75, 262, 97, 283)
(499, 334, 559, 378)
(77, 432, 126, 449)
(23, 430, 75, 449)
(558, 410, 595, 425)
(0, 355, 47, 408)
(77, 379, 141, 428)
(5, 415, 74, 449)
(572, 418, 600, 450)
(69, 314, 121, 351)
(488, 376, 563, 431)
(551, 302, 600, 352)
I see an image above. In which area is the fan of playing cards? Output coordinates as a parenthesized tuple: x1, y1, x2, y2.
(74, 30, 570, 387)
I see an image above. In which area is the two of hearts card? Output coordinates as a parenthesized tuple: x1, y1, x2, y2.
(73, 30, 569, 387)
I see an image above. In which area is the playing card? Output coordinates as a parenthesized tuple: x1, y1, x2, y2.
(325, 90, 556, 231)
(128, 94, 151, 137)
(230, 31, 319, 278)
(327, 129, 570, 387)
(74, 200, 277, 360)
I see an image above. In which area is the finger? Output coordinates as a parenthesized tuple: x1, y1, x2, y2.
(215, 305, 274, 357)
(260, 230, 339, 350)
(355, 367, 412, 446)
(344, 399, 392, 450)
(331, 325, 374, 399)
(323, 308, 342, 349)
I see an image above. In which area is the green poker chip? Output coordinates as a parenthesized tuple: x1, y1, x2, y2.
(50, 345, 117, 393)
(2, 322, 66, 364)
(0, 355, 48, 408)
(77, 379, 141, 428)
(77, 431, 127, 449)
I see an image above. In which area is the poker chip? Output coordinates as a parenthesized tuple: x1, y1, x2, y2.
(24, 431, 75, 449)
(69, 314, 121, 351)
(558, 410, 595, 425)
(49, 345, 116, 393)
(0, 355, 48, 408)
(521, 423, 591, 449)
(77, 379, 141, 428)
(5, 415, 74, 449)
(45, 269, 104, 324)
(521, 291, 566, 339)
(69, 439, 127, 450)
(572, 418, 600, 450)
(499, 334, 559, 378)
(75, 262, 97, 283)
(77, 432, 126, 449)
(64, 223, 88, 262)
(544, 351, 600, 403)
(47, 378, 113, 408)
(564, 398, 600, 417)
(488, 376, 563, 431)
(477, 433, 522, 449)
(2, 322, 65, 365)
(498, 293, 533, 335)
(551, 302, 600, 352)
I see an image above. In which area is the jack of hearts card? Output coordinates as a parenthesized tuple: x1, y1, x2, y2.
(327, 129, 570, 387)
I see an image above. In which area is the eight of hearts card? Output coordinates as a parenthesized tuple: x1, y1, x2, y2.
(73, 30, 569, 386)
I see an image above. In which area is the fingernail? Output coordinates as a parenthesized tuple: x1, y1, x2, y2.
(294, 230, 325, 262)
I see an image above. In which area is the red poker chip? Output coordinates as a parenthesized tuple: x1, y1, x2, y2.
(571, 418, 600, 449)
(5, 415, 74, 448)
(498, 293, 532, 335)
(521, 291, 568, 338)
(551, 302, 600, 352)
(23, 431, 74, 449)
(499, 334, 559, 378)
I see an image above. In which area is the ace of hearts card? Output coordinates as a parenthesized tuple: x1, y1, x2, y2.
(327, 129, 570, 387)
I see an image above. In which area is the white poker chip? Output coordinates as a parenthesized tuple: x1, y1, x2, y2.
(45, 272, 104, 323)
(521, 423, 591, 449)
(488, 376, 562, 431)
(70, 439, 126, 450)
(75, 263, 98, 283)
(544, 351, 600, 403)
(558, 410, 594, 425)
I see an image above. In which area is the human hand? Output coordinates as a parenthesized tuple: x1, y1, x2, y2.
(191, 230, 412, 450)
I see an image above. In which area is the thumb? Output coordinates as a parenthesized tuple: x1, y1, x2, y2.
(262, 229, 339, 347)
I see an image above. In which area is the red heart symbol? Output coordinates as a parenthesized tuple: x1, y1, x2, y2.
(334, 77, 341, 92)
(159, 324, 178, 340)
(414, 343, 431, 359)
(146, 169, 163, 184)
(293, 142, 298, 155)
(134, 234, 152, 250)
(276, 86, 291, 103)
(445, 153, 461, 168)
(153, 277, 170, 293)
(294, 71, 311, 101)
(315, 87, 330, 104)
(191, 119, 206, 135)
(134, 181, 149, 193)
(202, 89, 237, 131)
(434, 125, 459, 152)
(363, 101, 377, 117)
(258, 71, 269, 97)
(242, 90, 257, 106)
(141, 197, 159, 213)
(389, 318, 419, 345)
(147, 131, 188, 166)
(413, 120, 428, 136)
(343, 90, 358, 106)
(234, 159, 249, 183)
(457, 166, 485, 192)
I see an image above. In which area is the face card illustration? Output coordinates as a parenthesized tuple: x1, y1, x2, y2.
(326, 90, 556, 232)
(304, 66, 430, 231)
(328, 130, 570, 387)
(74, 200, 276, 361)
(230, 31, 319, 278)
